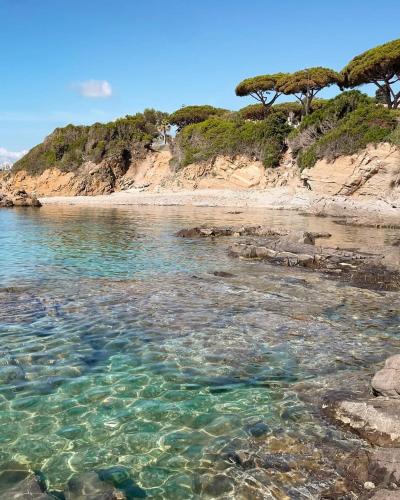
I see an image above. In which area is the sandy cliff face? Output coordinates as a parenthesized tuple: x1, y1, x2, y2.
(301, 143, 400, 202)
(162, 151, 300, 191)
(4, 144, 400, 206)
(4, 149, 300, 196)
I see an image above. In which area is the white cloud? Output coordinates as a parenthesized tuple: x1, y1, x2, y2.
(0, 147, 27, 167)
(74, 80, 113, 99)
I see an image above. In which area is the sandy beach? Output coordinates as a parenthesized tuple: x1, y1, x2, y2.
(39, 187, 400, 224)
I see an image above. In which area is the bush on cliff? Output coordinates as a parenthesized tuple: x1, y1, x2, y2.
(288, 91, 399, 169)
(173, 112, 292, 168)
(13, 110, 167, 176)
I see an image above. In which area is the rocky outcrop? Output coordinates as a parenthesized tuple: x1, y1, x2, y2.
(228, 239, 399, 291)
(5, 142, 400, 223)
(7, 158, 132, 197)
(0, 189, 41, 208)
(372, 355, 400, 398)
(301, 143, 400, 199)
(324, 355, 400, 498)
(176, 225, 400, 291)
(164, 151, 300, 191)
(4, 149, 301, 197)
(176, 225, 329, 243)
(324, 397, 400, 447)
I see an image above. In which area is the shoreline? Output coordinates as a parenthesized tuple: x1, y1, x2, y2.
(39, 187, 400, 224)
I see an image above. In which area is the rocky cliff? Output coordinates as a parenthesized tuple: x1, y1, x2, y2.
(4, 143, 400, 210)
(301, 143, 400, 202)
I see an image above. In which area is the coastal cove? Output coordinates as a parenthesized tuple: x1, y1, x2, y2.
(1, 205, 400, 498)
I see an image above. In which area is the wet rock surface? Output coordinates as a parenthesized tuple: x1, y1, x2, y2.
(0, 463, 140, 499)
(65, 471, 126, 499)
(324, 397, 400, 447)
(0, 462, 53, 499)
(322, 356, 400, 498)
(176, 224, 400, 291)
(176, 224, 330, 244)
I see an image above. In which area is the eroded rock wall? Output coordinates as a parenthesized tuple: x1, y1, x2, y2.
(301, 143, 400, 201)
(4, 143, 400, 204)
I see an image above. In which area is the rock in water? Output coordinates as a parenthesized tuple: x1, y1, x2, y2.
(65, 471, 125, 499)
(176, 225, 400, 291)
(0, 189, 41, 208)
(97, 467, 146, 499)
(345, 448, 400, 489)
(324, 396, 400, 447)
(0, 462, 52, 499)
(372, 355, 400, 398)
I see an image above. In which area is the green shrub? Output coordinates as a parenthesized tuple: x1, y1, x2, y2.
(174, 113, 292, 168)
(297, 104, 398, 170)
(239, 104, 270, 121)
(388, 125, 400, 147)
(13, 110, 166, 176)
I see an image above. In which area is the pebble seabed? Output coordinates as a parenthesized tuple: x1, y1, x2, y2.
(0, 205, 399, 498)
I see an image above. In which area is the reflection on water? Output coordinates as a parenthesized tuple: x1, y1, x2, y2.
(0, 206, 399, 498)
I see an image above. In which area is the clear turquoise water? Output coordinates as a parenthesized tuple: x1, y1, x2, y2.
(0, 206, 399, 498)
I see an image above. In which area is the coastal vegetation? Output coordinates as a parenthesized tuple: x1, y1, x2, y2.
(173, 112, 291, 168)
(288, 91, 399, 169)
(13, 110, 167, 175)
(12, 38, 400, 176)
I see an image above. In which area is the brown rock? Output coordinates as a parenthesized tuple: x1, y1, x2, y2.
(369, 489, 400, 499)
(368, 448, 400, 488)
(344, 448, 400, 490)
(0, 189, 41, 208)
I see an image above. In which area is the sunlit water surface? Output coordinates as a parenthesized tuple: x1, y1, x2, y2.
(0, 206, 399, 498)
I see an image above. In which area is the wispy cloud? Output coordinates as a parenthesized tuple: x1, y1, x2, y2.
(0, 147, 27, 166)
(74, 80, 113, 99)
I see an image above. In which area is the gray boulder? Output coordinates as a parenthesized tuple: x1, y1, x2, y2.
(372, 355, 400, 399)
(324, 397, 400, 447)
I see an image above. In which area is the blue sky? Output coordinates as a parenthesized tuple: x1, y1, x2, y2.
(1, 0, 399, 158)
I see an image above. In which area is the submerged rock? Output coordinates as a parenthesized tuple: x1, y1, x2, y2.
(65, 471, 125, 499)
(212, 270, 236, 278)
(370, 489, 400, 499)
(0, 462, 52, 499)
(343, 448, 400, 491)
(97, 467, 146, 499)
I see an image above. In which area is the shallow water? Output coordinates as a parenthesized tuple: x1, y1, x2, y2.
(0, 206, 399, 498)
